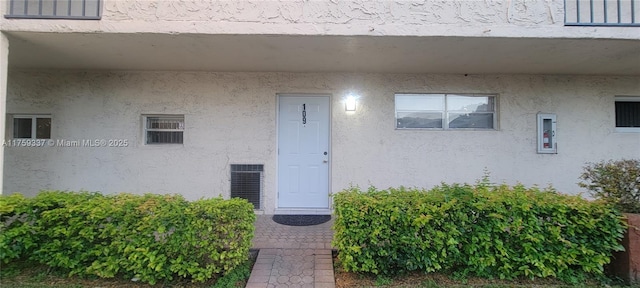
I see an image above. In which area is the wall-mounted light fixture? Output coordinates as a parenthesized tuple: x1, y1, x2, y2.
(345, 95, 357, 111)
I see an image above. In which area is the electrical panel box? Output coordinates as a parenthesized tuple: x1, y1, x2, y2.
(537, 113, 557, 154)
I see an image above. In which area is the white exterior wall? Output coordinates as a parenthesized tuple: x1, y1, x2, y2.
(0, 33, 8, 194)
(1, 0, 638, 40)
(4, 71, 639, 213)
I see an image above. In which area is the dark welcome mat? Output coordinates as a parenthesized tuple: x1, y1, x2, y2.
(272, 215, 331, 226)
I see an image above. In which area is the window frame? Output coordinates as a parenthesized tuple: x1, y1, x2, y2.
(12, 114, 52, 139)
(143, 115, 185, 145)
(395, 93, 498, 130)
(614, 96, 640, 133)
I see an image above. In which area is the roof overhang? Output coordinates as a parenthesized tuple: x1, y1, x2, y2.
(6, 32, 640, 75)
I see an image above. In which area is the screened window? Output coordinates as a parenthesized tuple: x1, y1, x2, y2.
(144, 115, 184, 144)
(396, 94, 497, 130)
(13, 115, 51, 139)
(615, 97, 640, 132)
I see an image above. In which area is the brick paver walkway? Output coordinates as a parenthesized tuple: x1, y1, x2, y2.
(252, 215, 334, 249)
(247, 215, 335, 288)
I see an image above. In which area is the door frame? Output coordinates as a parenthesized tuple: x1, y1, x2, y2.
(275, 93, 332, 213)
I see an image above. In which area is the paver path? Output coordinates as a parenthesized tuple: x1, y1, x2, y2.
(247, 215, 335, 288)
(245, 249, 335, 288)
(252, 214, 333, 249)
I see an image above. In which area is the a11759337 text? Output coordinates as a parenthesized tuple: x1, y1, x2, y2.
(2, 139, 129, 148)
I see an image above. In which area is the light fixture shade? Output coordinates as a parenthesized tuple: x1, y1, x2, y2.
(345, 97, 357, 111)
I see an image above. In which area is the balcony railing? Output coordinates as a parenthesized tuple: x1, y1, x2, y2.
(5, 0, 101, 20)
(565, 0, 639, 26)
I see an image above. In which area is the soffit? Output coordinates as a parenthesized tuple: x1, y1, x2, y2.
(6, 32, 640, 75)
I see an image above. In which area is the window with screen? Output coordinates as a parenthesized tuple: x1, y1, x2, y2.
(395, 94, 497, 130)
(615, 97, 640, 132)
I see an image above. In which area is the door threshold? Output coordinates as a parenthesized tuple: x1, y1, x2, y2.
(274, 208, 332, 215)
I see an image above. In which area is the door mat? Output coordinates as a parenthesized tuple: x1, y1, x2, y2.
(272, 215, 331, 226)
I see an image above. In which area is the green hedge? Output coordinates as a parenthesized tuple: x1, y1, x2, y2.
(333, 183, 626, 282)
(0, 191, 255, 285)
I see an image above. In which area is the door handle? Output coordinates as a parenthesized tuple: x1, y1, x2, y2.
(323, 160, 328, 163)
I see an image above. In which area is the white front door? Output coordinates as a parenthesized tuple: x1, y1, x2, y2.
(278, 95, 330, 208)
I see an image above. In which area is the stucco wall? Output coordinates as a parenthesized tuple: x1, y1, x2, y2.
(4, 71, 640, 213)
(1, 0, 638, 40)
(102, 0, 562, 25)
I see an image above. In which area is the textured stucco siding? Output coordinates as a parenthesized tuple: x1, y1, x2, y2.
(1, 0, 638, 40)
(102, 0, 561, 25)
(4, 71, 640, 213)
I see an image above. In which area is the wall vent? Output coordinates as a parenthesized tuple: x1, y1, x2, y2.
(230, 164, 263, 210)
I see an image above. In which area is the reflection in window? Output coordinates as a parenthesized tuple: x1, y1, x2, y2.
(395, 94, 497, 129)
(396, 112, 443, 128)
(36, 118, 52, 139)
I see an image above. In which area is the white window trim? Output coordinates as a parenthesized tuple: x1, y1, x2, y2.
(617, 128, 640, 133)
(142, 115, 185, 145)
(614, 96, 640, 133)
(395, 93, 498, 130)
(616, 96, 640, 102)
(12, 114, 51, 139)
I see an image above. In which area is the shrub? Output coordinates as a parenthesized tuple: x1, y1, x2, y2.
(0, 194, 37, 263)
(0, 191, 255, 285)
(579, 159, 640, 213)
(333, 183, 626, 283)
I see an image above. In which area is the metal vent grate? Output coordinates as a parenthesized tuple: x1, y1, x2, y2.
(230, 164, 263, 210)
(5, 0, 102, 20)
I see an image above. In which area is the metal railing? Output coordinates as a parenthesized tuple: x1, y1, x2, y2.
(5, 0, 101, 20)
(565, 0, 639, 26)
